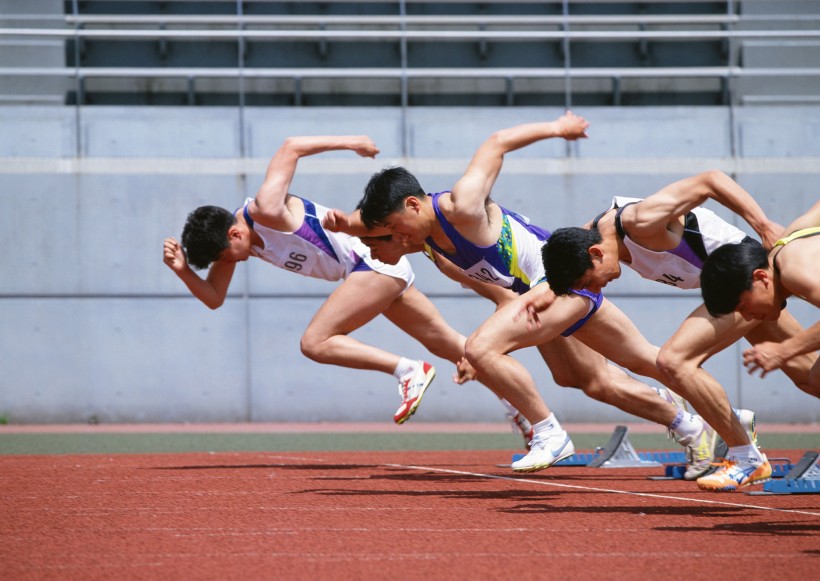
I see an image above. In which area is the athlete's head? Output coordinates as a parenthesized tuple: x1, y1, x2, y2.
(359, 234, 414, 265)
(542, 226, 620, 295)
(701, 240, 780, 320)
(182, 205, 251, 269)
(359, 167, 426, 237)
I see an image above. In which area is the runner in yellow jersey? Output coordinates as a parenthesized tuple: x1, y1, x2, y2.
(701, 199, 820, 388)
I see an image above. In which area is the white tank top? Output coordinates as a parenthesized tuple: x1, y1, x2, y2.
(611, 196, 747, 289)
(243, 197, 414, 286)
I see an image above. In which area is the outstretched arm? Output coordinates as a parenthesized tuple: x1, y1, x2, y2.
(322, 207, 392, 238)
(448, 111, 589, 224)
(627, 170, 783, 248)
(250, 135, 379, 230)
(162, 237, 236, 309)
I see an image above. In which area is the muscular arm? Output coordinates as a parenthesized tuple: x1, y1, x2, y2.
(781, 199, 820, 236)
(625, 170, 783, 248)
(448, 112, 589, 226)
(323, 207, 392, 238)
(163, 237, 236, 309)
(250, 135, 379, 230)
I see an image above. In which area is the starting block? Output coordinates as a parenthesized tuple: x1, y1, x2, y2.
(511, 425, 685, 468)
(649, 440, 729, 481)
(749, 451, 820, 495)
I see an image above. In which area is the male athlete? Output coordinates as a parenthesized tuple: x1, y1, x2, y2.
(326, 113, 729, 478)
(701, 199, 820, 391)
(542, 171, 814, 491)
(163, 134, 530, 438)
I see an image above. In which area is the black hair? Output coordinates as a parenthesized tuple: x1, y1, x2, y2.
(700, 240, 769, 316)
(181, 205, 237, 270)
(542, 227, 602, 295)
(359, 166, 426, 229)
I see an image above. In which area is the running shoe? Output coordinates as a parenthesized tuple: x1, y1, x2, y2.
(680, 422, 718, 480)
(394, 361, 436, 425)
(511, 431, 575, 473)
(735, 408, 759, 448)
(696, 455, 772, 491)
(507, 411, 534, 450)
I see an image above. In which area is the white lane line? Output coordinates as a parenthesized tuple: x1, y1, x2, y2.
(386, 463, 820, 517)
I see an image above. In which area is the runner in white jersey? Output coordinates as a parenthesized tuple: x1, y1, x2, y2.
(325, 113, 720, 478)
(241, 195, 414, 284)
(541, 170, 816, 491)
(161, 134, 533, 438)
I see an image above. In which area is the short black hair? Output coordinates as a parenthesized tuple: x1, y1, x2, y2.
(542, 227, 602, 295)
(700, 240, 768, 316)
(359, 166, 426, 229)
(181, 205, 237, 270)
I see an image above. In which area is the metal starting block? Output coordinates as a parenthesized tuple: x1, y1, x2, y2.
(511, 425, 686, 468)
(750, 451, 820, 495)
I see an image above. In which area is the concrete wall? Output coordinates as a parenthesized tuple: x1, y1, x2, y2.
(0, 105, 818, 424)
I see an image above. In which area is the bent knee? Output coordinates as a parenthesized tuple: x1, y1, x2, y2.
(299, 333, 324, 362)
(464, 330, 494, 369)
(657, 347, 695, 384)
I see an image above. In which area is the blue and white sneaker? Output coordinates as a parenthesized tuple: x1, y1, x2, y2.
(511, 431, 575, 473)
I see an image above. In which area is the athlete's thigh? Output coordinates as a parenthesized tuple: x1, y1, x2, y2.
(306, 271, 405, 337)
(744, 308, 816, 385)
(382, 284, 465, 344)
(474, 291, 593, 354)
(662, 303, 757, 364)
(572, 298, 660, 377)
(536, 334, 610, 387)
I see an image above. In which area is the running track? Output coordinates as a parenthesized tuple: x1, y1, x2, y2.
(2, 431, 818, 580)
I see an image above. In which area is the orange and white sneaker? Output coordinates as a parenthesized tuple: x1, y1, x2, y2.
(696, 455, 772, 491)
(394, 361, 436, 424)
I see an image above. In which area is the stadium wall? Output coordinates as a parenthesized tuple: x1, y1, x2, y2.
(0, 104, 818, 424)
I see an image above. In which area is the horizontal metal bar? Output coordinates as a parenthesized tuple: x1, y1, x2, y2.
(63, 14, 741, 26)
(3, 27, 820, 42)
(4, 66, 820, 79)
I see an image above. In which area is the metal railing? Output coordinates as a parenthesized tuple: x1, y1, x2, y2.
(2, 2, 820, 108)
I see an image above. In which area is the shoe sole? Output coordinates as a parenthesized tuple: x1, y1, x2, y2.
(697, 463, 773, 491)
(698, 475, 772, 492)
(512, 444, 575, 473)
(394, 367, 436, 425)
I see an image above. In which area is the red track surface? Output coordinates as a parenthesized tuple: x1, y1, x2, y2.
(3, 450, 819, 580)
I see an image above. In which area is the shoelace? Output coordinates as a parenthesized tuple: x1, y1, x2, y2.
(398, 376, 411, 400)
(707, 459, 734, 471)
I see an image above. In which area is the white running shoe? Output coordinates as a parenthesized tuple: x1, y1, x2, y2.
(511, 431, 575, 473)
(394, 361, 436, 425)
(506, 412, 534, 450)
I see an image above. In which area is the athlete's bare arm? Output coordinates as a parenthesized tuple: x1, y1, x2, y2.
(162, 237, 237, 309)
(622, 170, 783, 249)
(447, 112, 589, 232)
(252, 135, 378, 231)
